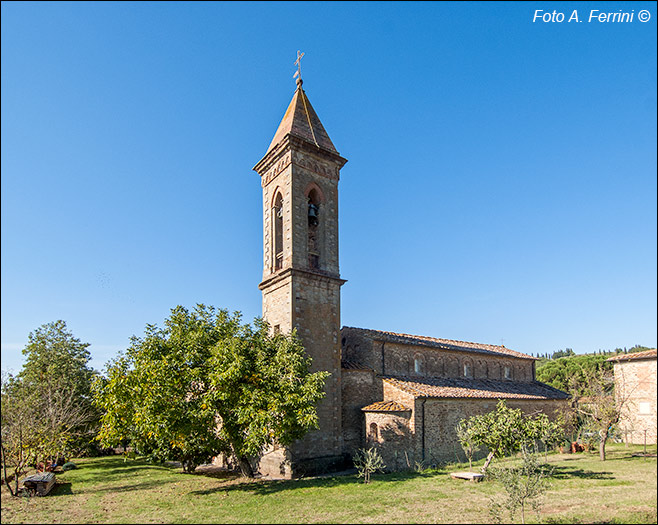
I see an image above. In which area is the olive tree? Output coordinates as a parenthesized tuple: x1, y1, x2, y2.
(457, 400, 565, 472)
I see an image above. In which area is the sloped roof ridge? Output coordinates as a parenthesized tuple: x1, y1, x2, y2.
(267, 86, 337, 154)
(342, 326, 534, 360)
(607, 349, 657, 362)
(361, 400, 411, 412)
(341, 360, 373, 371)
(382, 375, 570, 400)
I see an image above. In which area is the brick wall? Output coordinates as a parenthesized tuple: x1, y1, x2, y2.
(341, 369, 382, 455)
(341, 328, 534, 383)
(614, 358, 657, 445)
(417, 398, 569, 465)
(256, 138, 347, 477)
(363, 411, 413, 471)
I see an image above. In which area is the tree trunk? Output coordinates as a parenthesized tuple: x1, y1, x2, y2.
(0, 442, 16, 497)
(182, 459, 197, 474)
(481, 451, 495, 473)
(237, 456, 254, 478)
(599, 429, 608, 461)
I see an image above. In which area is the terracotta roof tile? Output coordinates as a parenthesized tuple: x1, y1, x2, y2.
(343, 326, 534, 360)
(362, 400, 411, 412)
(607, 349, 657, 362)
(382, 376, 570, 400)
(267, 85, 337, 154)
(341, 360, 373, 371)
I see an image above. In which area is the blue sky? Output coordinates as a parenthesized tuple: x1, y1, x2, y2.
(2, 1, 656, 374)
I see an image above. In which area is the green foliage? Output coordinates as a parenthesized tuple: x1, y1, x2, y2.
(572, 367, 624, 461)
(353, 447, 385, 483)
(457, 400, 566, 471)
(536, 353, 611, 392)
(20, 321, 96, 399)
(626, 345, 654, 354)
(93, 304, 328, 475)
(61, 462, 78, 471)
(456, 419, 476, 470)
(551, 348, 575, 359)
(1, 322, 99, 495)
(488, 448, 554, 524)
(536, 349, 635, 461)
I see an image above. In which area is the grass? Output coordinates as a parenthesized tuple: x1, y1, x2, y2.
(1, 443, 656, 524)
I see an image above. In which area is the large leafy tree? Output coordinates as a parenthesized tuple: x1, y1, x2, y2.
(1, 321, 99, 495)
(94, 305, 328, 476)
(536, 352, 634, 460)
(536, 354, 610, 392)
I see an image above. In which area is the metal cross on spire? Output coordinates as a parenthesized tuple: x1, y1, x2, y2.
(293, 50, 305, 82)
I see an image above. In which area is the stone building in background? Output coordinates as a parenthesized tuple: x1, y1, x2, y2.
(608, 349, 657, 446)
(251, 75, 569, 477)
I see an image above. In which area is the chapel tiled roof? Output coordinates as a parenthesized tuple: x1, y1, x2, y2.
(607, 349, 657, 362)
(343, 326, 534, 360)
(341, 360, 374, 371)
(361, 400, 411, 412)
(382, 376, 570, 400)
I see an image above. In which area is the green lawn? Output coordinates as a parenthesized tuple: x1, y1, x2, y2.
(1, 444, 656, 524)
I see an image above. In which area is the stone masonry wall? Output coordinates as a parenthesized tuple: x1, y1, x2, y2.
(364, 411, 413, 471)
(615, 358, 657, 445)
(257, 141, 346, 476)
(419, 397, 570, 465)
(341, 369, 382, 456)
(341, 328, 534, 383)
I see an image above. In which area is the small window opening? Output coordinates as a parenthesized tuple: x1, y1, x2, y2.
(504, 366, 512, 380)
(463, 362, 472, 378)
(273, 325, 281, 335)
(307, 189, 320, 269)
(414, 357, 423, 375)
(273, 194, 283, 271)
(369, 422, 379, 442)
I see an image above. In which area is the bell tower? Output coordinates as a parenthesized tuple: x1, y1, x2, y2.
(253, 74, 347, 476)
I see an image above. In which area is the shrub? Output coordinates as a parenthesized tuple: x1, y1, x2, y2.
(487, 448, 553, 524)
(353, 447, 385, 484)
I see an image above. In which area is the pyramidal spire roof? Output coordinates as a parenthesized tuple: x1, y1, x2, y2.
(266, 78, 338, 154)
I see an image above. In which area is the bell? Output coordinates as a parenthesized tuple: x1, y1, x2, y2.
(308, 203, 319, 226)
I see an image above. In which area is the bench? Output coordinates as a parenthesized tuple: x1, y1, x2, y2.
(22, 472, 56, 496)
(450, 471, 484, 482)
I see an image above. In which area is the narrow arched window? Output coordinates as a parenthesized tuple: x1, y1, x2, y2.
(503, 364, 512, 380)
(463, 359, 473, 378)
(307, 188, 321, 269)
(369, 422, 379, 442)
(273, 193, 283, 271)
(414, 355, 423, 375)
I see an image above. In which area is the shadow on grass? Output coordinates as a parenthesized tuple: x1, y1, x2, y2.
(50, 482, 73, 496)
(189, 470, 242, 481)
(550, 465, 614, 480)
(543, 512, 657, 524)
(68, 459, 181, 485)
(189, 469, 434, 497)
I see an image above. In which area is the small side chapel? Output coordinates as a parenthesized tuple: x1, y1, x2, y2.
(251, 67, 569, 478)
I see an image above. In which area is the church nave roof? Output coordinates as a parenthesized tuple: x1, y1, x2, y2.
(382, 376, 570, 400)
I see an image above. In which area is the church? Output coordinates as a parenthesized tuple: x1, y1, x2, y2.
(250, 70, 569, 478)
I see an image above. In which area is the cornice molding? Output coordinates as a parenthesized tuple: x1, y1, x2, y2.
(253, 134, 347, 179)
(259, 266, 347, 291)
